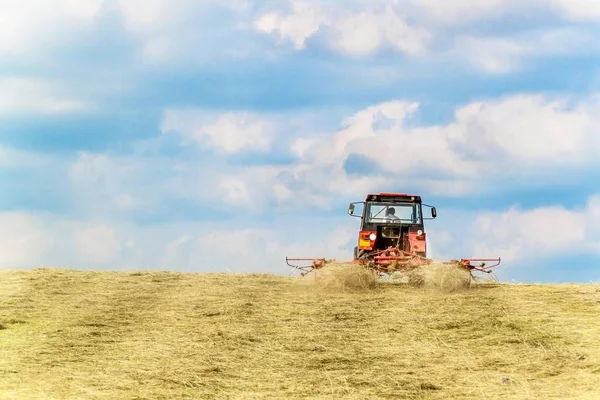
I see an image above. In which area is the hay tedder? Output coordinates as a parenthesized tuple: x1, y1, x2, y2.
(286, 192, 501, 281)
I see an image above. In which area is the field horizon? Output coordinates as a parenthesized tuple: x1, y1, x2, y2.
(1, 266, 600, 399)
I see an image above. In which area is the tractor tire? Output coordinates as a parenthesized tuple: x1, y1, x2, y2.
(353, 246, 359, 260)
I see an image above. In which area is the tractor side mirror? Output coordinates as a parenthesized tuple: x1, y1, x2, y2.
(431, 207, 437, 218)
(348, 202, 363, 218)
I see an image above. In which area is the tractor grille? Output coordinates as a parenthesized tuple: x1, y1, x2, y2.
(381, 226, 401, 238)
(376, 225, 409, 252)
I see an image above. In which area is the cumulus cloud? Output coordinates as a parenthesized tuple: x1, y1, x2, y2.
(413, 195, 600, 282)
(64, 92, 600, 218)
(0, 0, 104, 57)
(453, 28, 599, 74)
(75, 224, 121, 264)
(253, 2, 326, 50)
(31, 91, 600, 277)
(0, 212, 124, 270)
(115, 0, 256, 63)
(463, 196, 600, 266)
(157, 225, 356, 274)
(0, 208, 357, 274)
(2, 195, 599, 281)
(449, 94, 596, 166)
(0, 77, 89, 116)
(110, 0, 600, 66)
(470, 206, 587, 262)
(162, 110, 277, 153)
(2, 0, 590, 74)
(4, 90, 600, 279)
(549, 0, 600, 21)
(0, 213, 54, 268)
(280, 93, 600, 202)
(406, 0, 535, 25)
(254, 2, 431, 56)
(252, 0, 598, 74)
(67, 151, 172, 216)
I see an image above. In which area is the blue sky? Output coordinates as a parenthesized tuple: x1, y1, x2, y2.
(1, 0, 600, 283)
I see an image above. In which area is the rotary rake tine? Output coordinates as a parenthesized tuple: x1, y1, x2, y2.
(285, 257, 328, 276)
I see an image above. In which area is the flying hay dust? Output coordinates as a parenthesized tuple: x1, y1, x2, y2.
(305, 262, 378, 292)
(406, 262, 472, 293)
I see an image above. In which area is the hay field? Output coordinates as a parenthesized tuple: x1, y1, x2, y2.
(1, 266, 600, 399)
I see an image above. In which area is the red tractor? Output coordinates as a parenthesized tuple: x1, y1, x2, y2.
(286, 192, 501, 279)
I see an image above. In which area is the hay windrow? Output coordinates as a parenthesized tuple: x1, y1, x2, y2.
(305, 262, 378, 292)
(406, 262, 472, 293)
(2, 268, 600, 399)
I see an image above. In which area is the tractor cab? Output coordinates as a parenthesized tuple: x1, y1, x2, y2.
(348, 192, 437, 260)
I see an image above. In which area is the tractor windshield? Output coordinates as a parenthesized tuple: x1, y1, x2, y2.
(365, 202, 422, 224)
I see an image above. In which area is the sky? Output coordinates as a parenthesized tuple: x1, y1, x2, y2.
(1, 0, 600, 283)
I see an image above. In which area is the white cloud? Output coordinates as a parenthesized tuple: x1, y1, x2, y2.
(67, 152, 163, 215)
(1, 0, 591, 74)
(111, 0, 600, 66)
(281, 93, 600, 203)
(115, 0, 255, 64)
(254, 2, 327, 50)
(549, 0, 600, 21)
(117, 0, 250, 32)
(117, 0, 184, 33)
(416, 196, 600, 281)
(0, 146, 58, 168)
(0, 78, 88, 116)
(0, 208, 357, 274)
(424, 198, 598, 280)
(57, 92, 600, 226)
(2, 196, 599, 281)
(73, 92, 600, 219)
(162, 110, 276, 153)
(407, 0, 530, 25)
(58, 0, 104, 19)
(0, 213, 54, 268)
(254, 2, 430, 56)
(151, 220, 357, 274)
(116, 0, 196, 62)
(198, 113, 274, 153)
(252, 1, 597, 74)
(75, 224, 120, 264)
(114, 194, 138, 211)
(449, 94, 595, 165)
(68, 152, 140, 196)
(453, 28, 598, 74)
(0, 0, 104, 57)
(469, 206, 588, 263)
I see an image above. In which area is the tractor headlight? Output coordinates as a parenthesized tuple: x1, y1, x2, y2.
(417, 230, 423, 235)
(369, 233, 376, 241)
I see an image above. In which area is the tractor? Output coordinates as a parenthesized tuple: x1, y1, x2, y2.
(348, 192, 433, 265)
(286, 192, 501, 280)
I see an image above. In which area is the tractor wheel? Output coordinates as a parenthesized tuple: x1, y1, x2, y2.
(353, 246, 358, 260)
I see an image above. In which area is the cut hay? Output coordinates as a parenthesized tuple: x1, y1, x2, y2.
(2, 268, 600, 399)
(308, 262, 378, 292)
(406, 262, 472, 293)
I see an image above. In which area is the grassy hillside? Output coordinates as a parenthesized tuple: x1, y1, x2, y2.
(1, 267, 599, 399)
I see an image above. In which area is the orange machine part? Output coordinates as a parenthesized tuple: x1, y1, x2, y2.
(358, 230, 376, 250)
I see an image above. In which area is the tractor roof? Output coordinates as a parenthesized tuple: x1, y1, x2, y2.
(365, 192, 422, 202)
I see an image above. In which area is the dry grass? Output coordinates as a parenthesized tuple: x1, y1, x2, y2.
(406, 262, 473, 293)
(305, 262, 378, 292)
(1, 267, 600, 399)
